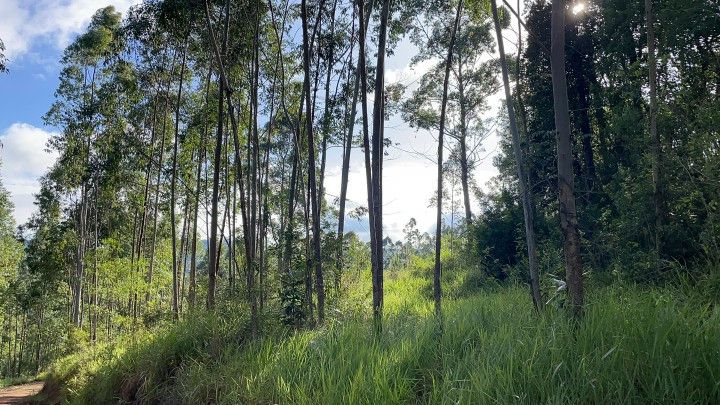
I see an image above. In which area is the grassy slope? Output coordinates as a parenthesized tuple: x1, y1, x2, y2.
(45, 266, 720, 404)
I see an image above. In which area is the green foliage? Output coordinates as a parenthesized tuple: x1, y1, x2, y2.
(470, 185, 523, 280)
(280, 269, 306, 327)
(0, 375, 35, 389)
(483, 0, 720, 288)
(0, 178, 22, 301)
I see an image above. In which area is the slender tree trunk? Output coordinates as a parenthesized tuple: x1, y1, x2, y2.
(434, 0, 463, 317)
(319, 0, 339, 211)
(268, 0, 298, 282)
(551, 0, 583, 317)
(145, 51, 179, 312)
(338, 1, 373, 285)
(336, 74, 356, 286)
(259, 185, 268, 308)
(356, 0, 378, 327)
(456, 51, 473, 225)
(267, 0, 297, 289)
(170, 40, 188, 320)
(92, 197, 99, 342)
(16, 314, 26, 375)
(247, 0, 262, 334)
(258, 38, 279, 308)
(646, 0, 661, 257)
(301, 0, 326, 324)
(73, 183, 87, 326)
(230, 166, 237, 293)
(35, 307, 43, 372)
(11, 313, 18, 376)
(135, 95, 159, 313)
(72, 66, 97, 327)
(177, 189, 192, 315)
(208, 67, 224, 310)
(134, 50, 171, 319)
(284, 130, 300, 275)
(283, 88, 307, 284)
(205, 0, 255, 328)
(336, 90, 353, 282)
(369, 0, 391, 330)
(458, 136, 472, 225)
(205, 0, 232, 309)
(189, 69, 211, 310)
(302, 169, 315, 324)
(491, 0, 543, 311)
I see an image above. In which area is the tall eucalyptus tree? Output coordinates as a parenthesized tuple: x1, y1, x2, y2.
(490, 0, 542, 310)
(433, 0, 463, 316)
(551, 0, 583, 316)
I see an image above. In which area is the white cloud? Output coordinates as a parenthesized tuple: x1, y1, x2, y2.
(325, 160, 431, 241)
(326, 150, 475, 241)
(385, 57, 437, 86)
(0, 0, 141, 60)
(0, 123, 59, 225)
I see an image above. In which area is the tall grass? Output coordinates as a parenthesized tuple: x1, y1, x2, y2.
(48, 268, 720, 404)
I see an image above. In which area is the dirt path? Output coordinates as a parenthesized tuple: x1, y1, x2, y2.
(0, 382, 44, 404)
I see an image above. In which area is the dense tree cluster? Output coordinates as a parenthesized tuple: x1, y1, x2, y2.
(486, 0, 720, 288)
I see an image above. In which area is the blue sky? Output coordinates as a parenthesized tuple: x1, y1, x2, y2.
(0, 50, 58, 129)
(0, 0, 141, 225)
(0, 0, 521, 240)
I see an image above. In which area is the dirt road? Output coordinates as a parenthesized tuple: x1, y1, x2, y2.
(0, 382, 43, 404)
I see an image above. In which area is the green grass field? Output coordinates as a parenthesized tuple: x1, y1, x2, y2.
(42, 266, 720, 404)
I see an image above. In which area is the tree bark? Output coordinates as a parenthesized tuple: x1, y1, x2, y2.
(434, 0, 463, 317)
(170, 39, 188, 320)
(551, 0, 583, 317)
(456, 51, 473, 225)
(336, 42, 356, 290)
(646, 0, 661, 257)
(134, 92, 160, 318)
(91, 197, 99, 342)
(302, 165, 315, 324)
(491, 0, 542, 311)
(72, 67, 95, 327)
(369, 0, 390, 330)
(337, 0, 373, 289)
(204, 0, 233, 310)
(207, 61, 224, 310)
(458, 136, 472, 225)
(189, 69, 211, 310)
(356, 0, 378, 329)
(319, 0, 339, 212)
(146, 54, 176, 310)
(301, 0, 326, 324)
